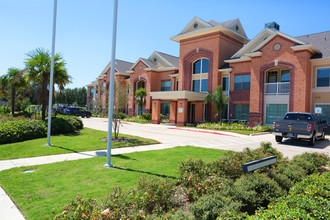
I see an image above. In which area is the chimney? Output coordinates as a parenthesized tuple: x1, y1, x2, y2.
(265, 22, 280, 31)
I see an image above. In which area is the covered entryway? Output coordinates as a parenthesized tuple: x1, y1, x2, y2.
(150, 91, 207, 126)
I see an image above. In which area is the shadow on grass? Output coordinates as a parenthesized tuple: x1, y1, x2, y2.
(61, 132, 80, 137)
(279, 138, 330, 149)
(113, 166, 177, 179)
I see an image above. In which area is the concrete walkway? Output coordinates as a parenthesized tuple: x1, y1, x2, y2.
(1, 117, 329, 219)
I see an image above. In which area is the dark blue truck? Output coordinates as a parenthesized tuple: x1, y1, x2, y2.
(272, 112, 328, 146)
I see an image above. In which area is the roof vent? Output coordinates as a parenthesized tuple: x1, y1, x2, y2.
(265, 22, 280, 31)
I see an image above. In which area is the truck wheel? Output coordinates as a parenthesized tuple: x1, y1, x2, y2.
(275, 136, 283, 143)
(86, 114, 91, 118)
(308, 135, 316, 146)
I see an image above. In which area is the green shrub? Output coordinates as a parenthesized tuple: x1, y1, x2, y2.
(268, 171, 294, 192)
(189, 190, 243, 220)
(141, 113, 152, 121)
(124, 115, 151, 124)
(113, 112, 127, 119)
(0, 120, 47, 144)
(55, 177, 177, 219)
(196, 122, 272, 132)
(233, 173, 286, 214)
(290, 152, 329, 175)
(0, 106, 11, 114)
(278, 163, 307, 183)
(0, 115, 83, 144)
(250, 172, 330, 219)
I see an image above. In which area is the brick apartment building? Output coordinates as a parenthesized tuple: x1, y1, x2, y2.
(87, 17, 330, 126)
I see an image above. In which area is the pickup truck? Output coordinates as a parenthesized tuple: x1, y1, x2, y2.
(272, 112, 327, 146)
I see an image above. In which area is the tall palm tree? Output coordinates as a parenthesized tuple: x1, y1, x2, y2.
(1, 68, 27, 115)
(204, 85, 229, 121)
(135, 87, 146, 115)
(25, 48, 71, 119)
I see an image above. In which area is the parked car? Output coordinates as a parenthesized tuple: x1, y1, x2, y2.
(63, 107, 92, 118)
(273, 112, 327, 146)
(55, 105, 67, 114)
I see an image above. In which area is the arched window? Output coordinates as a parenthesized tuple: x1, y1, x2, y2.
(192, 58, 208, 92)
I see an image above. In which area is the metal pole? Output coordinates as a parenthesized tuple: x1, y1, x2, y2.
(46, 0, 58, 146)
(104, 0, 119, 167)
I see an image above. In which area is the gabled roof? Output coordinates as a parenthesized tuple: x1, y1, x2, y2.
(230, 28, 320, 59)
(296, 31, 330, 58)
(99, 59, 134, 77)
(171, 17, 249, 44)
(130, 51, 179, 71)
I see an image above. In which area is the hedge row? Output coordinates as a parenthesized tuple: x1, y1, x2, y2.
(250, 171, 330, 219)
(0, 115, 83, 144)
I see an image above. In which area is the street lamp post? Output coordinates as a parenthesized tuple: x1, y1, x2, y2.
(46, 0, 58, 146)
(104, 0, 119, 168)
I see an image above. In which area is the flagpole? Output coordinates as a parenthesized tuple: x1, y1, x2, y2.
(104, 0, 119, 167)
(46, 0, 58, 146)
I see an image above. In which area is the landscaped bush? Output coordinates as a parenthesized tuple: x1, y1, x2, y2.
(55, 177, 178, 220)
(0, 106, 11, 114)
(124, 115, 151, 124)
(189, 190, 243, 220)
(196, 122, 272, 133)
(0, 115, 83, 144)
(233, 173, 286, 214)
(250, 172, 330, 219)
(290, 152, 329, 175)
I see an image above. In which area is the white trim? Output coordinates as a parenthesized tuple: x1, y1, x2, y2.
(218, 68, 233, 72)
(129, 58, 151, 70)
(153, 51, 175, 67)
(246, 51, 263, 57)
(144, 67, 179, 72)
(315, 66, 330, 89)
(291, 44, 320, 54)
(149, 90, 207, 101)
(232, 28, 274, 58)
(225, 56, 251, 63)
(179, 16, 212, 35)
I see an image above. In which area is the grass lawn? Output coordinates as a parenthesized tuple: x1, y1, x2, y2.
(0, 128, 159, 160)
(0, 146, 226, 220)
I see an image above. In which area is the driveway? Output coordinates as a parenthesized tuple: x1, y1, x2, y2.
(82, 117, 330, 159)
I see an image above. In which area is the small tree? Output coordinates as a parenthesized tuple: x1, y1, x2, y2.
(112, 79, 130, 139)
(135, 87, 146, 115)
(2, 68, 27, 115)
(204, 85, 229, 121)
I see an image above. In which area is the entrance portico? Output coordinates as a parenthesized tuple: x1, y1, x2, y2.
(150, 91, 207, 126)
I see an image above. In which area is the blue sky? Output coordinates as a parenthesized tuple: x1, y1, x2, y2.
(1, 0, 330, 88)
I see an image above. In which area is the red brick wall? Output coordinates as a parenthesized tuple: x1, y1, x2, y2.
(229, 35, 313, 126)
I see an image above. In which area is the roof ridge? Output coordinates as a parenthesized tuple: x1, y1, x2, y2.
(295, 30, 330, 38)
(155, 51, 179, 58)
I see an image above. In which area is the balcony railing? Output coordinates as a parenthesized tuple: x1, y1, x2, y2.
(265, 82, 290, 95)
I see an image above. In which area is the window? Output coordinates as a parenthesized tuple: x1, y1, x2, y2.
(266, 104, 287, 124)
(281, 70, 290, 82)
(315, 104, 330, 123)
(192, 80, 200, 92)
(176, 80, 179, 91)
(161, 81, 171, 91)
(267, 71, 277, 83)
(234, 75, 250, 90)
(89, 88, 94, 97)
(317, 68, 330, 87)
(234, 104, 249, 120)
(192, 58, 209, 92)
(222, 77, 229, 91)
(161, 103, 170, 115)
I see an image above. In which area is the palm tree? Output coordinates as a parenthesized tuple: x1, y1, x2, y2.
(204, 85, 229, 121)
(135, 87, 147, 115)
(25, 48, 71, 119)
(1, 68, 27, 115)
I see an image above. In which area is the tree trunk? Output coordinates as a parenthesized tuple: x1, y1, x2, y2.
(11, 88, 16, 116)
